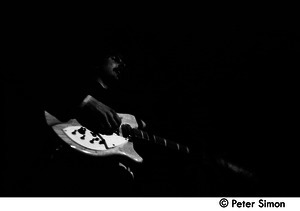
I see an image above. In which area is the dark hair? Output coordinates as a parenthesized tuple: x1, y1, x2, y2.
(87, 24, 134, 65)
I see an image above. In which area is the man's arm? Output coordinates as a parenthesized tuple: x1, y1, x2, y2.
(38, 64, 121, 134)
(77, 95, 121, 134)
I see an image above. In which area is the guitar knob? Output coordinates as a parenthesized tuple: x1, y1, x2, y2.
(78, 127, 86, 135)
(80, 135, 85, 140)
(71, 130, 77, 135)
(89, 138, 99, 144)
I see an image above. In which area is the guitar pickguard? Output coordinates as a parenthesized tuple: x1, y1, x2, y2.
(46, 111, 143, 162)
(63, 126, 128, 151)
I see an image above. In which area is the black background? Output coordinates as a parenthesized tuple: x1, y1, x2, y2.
(3, 12, 299, 196)
(95, 18, 299, 195)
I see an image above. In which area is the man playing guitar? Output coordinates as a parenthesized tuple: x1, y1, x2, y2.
(3, 48, 143, 196)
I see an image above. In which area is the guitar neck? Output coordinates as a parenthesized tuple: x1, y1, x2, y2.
(122, 125, 190, 154)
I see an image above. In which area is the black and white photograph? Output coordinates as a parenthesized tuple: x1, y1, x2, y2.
(2, 12, 299, 200)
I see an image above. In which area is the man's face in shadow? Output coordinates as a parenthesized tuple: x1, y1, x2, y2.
(98, 55, 126, 88)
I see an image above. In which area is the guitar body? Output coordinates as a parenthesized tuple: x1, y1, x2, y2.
(45, 111, 143, 163)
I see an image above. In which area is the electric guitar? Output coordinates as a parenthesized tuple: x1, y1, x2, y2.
(45, 111, 190, 163)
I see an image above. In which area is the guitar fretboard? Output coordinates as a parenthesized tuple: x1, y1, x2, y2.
(121, 124, 190, 154)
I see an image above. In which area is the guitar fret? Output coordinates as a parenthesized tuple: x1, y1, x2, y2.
(144, 131, 149, 140)
(130, 128, 190, 154)
(140, 130, 144, 139)
(153, 134, 157, 143)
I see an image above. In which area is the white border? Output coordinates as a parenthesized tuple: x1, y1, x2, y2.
(1, 198, 300, 211)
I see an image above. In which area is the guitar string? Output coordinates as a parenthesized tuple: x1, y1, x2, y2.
(130, 127, 190, 153)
